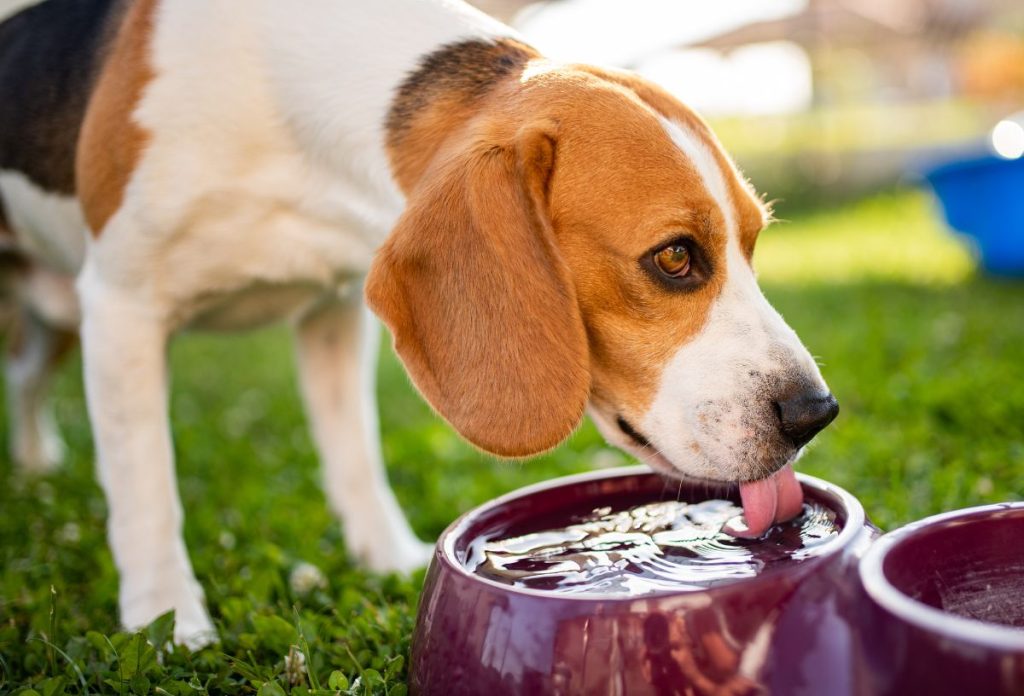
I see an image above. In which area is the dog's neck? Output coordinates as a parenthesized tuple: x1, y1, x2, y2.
(383, 38, 539, 194)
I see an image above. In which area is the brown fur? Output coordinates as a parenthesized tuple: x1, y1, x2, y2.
(376, 44, 769, 456)
(386, 39, 539, 193)
(368, 119, 590, 457)
(577, 65, 768, 257)
(76, 0, 158, 235)
(535, 69, 729, 422)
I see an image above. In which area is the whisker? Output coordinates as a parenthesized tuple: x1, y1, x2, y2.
(659, 476, 672, 502)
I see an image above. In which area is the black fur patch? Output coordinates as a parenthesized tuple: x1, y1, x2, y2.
(385, 38, 536, 150)
(617, 416, 653, 450)
(0, 0, 126, 194)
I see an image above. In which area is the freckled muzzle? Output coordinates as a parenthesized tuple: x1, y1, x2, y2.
(687, 377, 839, 537)
(634, 276, 836, 483)
(683, 370, 836, 476)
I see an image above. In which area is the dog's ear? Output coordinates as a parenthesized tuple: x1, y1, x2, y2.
(366, 122, 589, 457)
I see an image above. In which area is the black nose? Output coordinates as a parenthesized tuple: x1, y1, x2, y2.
(774, 392, 839, 448)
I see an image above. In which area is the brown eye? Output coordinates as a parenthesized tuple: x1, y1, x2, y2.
(654, 244, 691, 278)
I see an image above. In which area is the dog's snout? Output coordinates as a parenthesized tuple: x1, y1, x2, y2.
(774, 392, 839, 448)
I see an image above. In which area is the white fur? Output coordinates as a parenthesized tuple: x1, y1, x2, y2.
(77, 268, 216, 648)
(0, 170, 87, 274)
(638, 119, 827, 482)
(0, 0, 513, 646)
(86, 0, 513, 322)
(294, 293, 433, 573)
(655, 120, 737, 238)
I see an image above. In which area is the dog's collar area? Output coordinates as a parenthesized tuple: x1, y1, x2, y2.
(616, 415, 653, 450)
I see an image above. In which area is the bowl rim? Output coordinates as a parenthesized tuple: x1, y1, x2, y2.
(436, 465, 866, 602)
(859, 502, 1024, 650)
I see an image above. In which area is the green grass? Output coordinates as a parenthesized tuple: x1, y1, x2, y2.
(2, 189, 1022, 694)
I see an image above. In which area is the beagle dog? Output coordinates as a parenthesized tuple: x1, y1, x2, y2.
(0, 0, 838, 646)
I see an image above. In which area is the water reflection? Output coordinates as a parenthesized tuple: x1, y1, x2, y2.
(468, 499, 840, 596)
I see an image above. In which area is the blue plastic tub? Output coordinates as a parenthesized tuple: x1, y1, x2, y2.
(924, 154, 1024, 276)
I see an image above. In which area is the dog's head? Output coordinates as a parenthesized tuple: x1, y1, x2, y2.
(368, 60, 837, 486)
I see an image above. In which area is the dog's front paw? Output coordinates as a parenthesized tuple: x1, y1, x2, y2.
(381, 537, 435, 575)
(174, 611, 218, 651)
(348, 531, 435, 575)
(121, 576, 217, 649)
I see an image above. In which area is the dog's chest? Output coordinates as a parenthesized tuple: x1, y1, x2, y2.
(153, 169, 392, 330)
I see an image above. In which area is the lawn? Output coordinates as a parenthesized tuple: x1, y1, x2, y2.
(1, 189, 1022, 694)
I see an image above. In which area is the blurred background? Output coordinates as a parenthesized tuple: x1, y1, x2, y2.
(474, 0, 1024, 213)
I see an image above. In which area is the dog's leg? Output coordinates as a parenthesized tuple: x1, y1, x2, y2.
(5, 305, 75, 473)
(79, 276, 215, 648)
(294, 292, 432, 573)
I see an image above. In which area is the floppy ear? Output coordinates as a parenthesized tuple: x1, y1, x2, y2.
(366, 123, 590, 457)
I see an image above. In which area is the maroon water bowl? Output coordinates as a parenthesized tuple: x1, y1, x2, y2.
(411, 466, 876, 696)
(856, 503, 1024, 695)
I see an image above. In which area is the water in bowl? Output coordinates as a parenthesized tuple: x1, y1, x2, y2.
(466, 498, 840, 596)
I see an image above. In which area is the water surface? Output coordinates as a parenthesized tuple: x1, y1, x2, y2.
(467, 499, 840, 596)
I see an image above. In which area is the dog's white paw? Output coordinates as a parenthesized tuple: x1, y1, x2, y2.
(174, 612, 218, 651)
(121, 577, 217, 649)
(381, 537, 435, 575)
(348, 530, 435, 575)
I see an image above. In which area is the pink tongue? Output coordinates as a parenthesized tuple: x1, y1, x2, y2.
(774, 464, 804, 522)
(726, 465, 804, 538)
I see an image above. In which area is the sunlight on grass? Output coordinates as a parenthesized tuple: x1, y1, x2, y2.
(756, 190, 975, 285)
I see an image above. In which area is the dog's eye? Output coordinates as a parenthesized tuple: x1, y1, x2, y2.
(653, 244, 691, 278)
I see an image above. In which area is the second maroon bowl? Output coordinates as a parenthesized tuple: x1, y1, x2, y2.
(856, 503, 1024, 695)
(411, 466, 876, 696)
